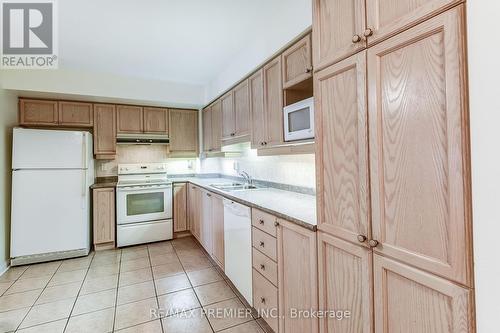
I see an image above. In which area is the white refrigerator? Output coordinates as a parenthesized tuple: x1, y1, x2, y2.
(11, 128, 94, 266)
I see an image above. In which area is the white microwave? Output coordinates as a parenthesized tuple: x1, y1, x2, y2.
(283, 97, 315, 141)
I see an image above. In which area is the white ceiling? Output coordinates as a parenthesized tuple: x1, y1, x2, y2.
(59, 0, 309, 86)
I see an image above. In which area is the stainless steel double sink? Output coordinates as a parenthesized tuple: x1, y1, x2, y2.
(210, 182, 262, 191)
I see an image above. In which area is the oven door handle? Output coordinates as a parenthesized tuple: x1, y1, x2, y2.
(117, 184, 172, 192)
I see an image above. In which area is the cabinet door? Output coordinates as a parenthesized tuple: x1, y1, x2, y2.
(373, 255, 472, 333)
(201, 191, 213, 254)
(233, 79, 250, 137)
(211, 194, 224, 269)
(19, 99, 58, 126)
(93, 188, 115, 249)
(315, 52, 370, 245)
(366, 0, 461, 45)
(282, 34, 312, 88)
(188, 185, 201, 240)
(116, 105, 143, 133)
(173, 183, 187, 232)
(263, 56, 284, 147)
(211, 100, 222, 152)
(277, 219, 318, 333)
(169, 109, 199, 154)
(312, 0, 366, 71)
(202, 107, 213, 152)
(249, 69, 266, 149)
(143, 107, 168, 134)
(368, 6, 471, 285)
(317, 232, 372, 333)
(221, 92, 235, 139)
(58, 101, 93, 127)
(93, 104, 117, 158)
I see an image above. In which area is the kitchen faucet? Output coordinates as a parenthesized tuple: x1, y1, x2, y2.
(239, 171, 253, 185)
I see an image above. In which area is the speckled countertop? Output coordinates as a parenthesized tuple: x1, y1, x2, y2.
(172, 177, 317, 231)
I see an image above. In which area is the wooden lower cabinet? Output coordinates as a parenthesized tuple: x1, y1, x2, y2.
(211, 194, 224, 269)
(92, 188, 115, 250)
(200, 190, 213, 254)
(253, 268, 279, 333)
(277, 219, 318, 333)
(317, 232, 372, 333)
(173, 183, 187, 232)
(188, 185, 201, 240)
(373, 254, 472, 333)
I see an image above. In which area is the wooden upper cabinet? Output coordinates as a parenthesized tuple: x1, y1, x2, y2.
(277, 219, 318, 333)
(173, 183, 188, 233)
(318, 232, 373, 333)
(315, 52, 370, 246)
(263, 56, 284, 147)
(366, 0, 461, 45)
(221, 92, 235, 139)
(233, 80, 250, 137)
(313, 0, 366, 71)
(93, 104, 117, 158)
(58, 101, 93, 127)
(169, 109, 198, 154)
(19, 99, 59, 126)
(373, 255, 471, 333)
(202, 106, 213, 152)
(211, 194, 224, 270)
(282, 34, 312, 88)
(211, 100, 222, 152)
(368, 6, 471, 285)
(143, 107, 168, 134)
(116, 105, 143, 133)
(249, 69, 266, 149)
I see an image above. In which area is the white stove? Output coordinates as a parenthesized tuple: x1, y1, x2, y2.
(116, 163, 173, 247)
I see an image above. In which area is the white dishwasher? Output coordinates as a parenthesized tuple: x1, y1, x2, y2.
(223, 199, 253, 306)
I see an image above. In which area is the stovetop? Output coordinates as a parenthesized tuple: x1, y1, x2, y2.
(117, 163, 170, 187)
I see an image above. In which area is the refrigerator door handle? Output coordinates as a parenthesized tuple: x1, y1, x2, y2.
(81, 170, 86, 209)
(82, 134, 87, 169)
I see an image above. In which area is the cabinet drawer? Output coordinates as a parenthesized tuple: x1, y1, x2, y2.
(252, 208, 277, 237)
(252, 227, 277, 261)
(253, 269, 278, 333)
(252, 248, 277, 286)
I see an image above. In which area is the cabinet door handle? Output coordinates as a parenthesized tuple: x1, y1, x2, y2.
(260, 297, 266, 304)
(260, 264, 265, 270)
(368, 239, 379, 248)
(363, 28, 373, 37)
(305, 67, 313, 73)
(206, 193, 211, 197)
(352, 34, 362, 43)
(357, 235, 367, 243)
(259, 219, 265, 225)
(259, 241, 265, 247)
(274, 221, 279, 227)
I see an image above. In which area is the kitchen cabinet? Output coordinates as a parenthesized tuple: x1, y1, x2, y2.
(211, 100, 222, 152)
(373, 254, 471, 333)
(188, 184, 201, 240)
(93, 104, 117, 159)
(211, 194, 224, 269)
(317, 232, 372, 333)
(249, 69, 266, 149)
(253, 268, 279, 333)
(200, 190, 213, 254)
(143, 107, 168, 134)
(312, 0, 366, 71)
(221, 91, 235, 140)
(169, 109, 199, 156)
(116, 105, 143, 133)
(58, 101, 93, 127)
(19, 99, 59, 126)
(173, 183, 188, 232)
(263, 56, 284, 147)
(315, 52, 370, 246)
(277, 218, 318, 333)
(282, 34, 312, 89)
(233, 79, 250, 138)
(202, 106, 213, 152)
(368, 6, 471, 285)
(93, 188, 115, 250)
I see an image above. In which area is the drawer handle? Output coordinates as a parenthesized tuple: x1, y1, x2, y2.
(259, 219, 265, 225)
(259, 241, 265, 247)
(260, 264, 265, 270)
(260, 297, 266, 304)
(274, 221, 279, 227)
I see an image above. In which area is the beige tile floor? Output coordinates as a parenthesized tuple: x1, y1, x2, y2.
(0, 237, 270, 333)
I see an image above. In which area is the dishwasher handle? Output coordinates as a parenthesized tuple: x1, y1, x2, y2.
(223, 199, 250, 218)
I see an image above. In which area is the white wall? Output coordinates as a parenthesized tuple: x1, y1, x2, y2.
(467, 1, 500, 331)
(1, 69, 205, 108)
(0, 80, 18, 271)
(204, 0, 312, 103)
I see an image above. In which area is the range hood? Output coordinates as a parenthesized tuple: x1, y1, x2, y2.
(117, 133, 169, 145)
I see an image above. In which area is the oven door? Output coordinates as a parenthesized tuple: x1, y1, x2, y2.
(283, 97, 315, 142)
(116, 184, 172, 225)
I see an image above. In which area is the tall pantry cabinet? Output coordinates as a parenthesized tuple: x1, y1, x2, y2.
(314, 1, 474, 332)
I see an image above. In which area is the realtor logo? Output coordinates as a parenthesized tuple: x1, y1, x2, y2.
(1, 0, 58, 68)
